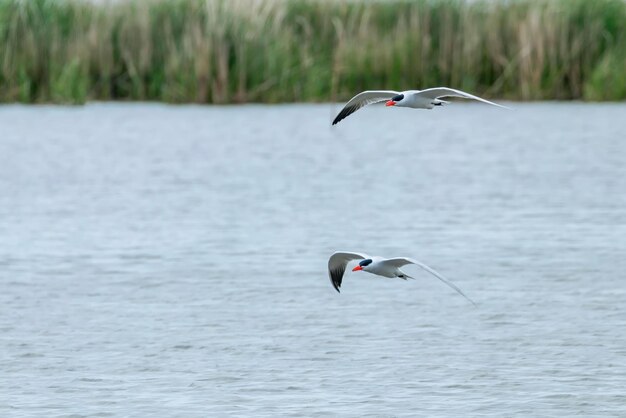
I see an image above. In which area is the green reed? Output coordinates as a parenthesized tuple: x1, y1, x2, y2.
(0, 0, 624, 104)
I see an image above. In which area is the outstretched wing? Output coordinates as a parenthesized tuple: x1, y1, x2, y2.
(328, 251, 369, 292)
(332, 90, 399, 125)
(417, 87, 509, 109)
(381, 257, 477, 306)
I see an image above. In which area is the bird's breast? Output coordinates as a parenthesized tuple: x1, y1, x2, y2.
(367, 263, 397, 278)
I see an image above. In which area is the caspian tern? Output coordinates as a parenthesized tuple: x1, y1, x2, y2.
(328, 251, 476, 305)
(332, 87, 508, 125)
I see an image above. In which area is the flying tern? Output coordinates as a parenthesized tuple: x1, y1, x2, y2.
(327, 251, 476, 305)
(332, 87, 508, 125)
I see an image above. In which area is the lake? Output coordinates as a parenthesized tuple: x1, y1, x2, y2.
(1, 102, 625, 416)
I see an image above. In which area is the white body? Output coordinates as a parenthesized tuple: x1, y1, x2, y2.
(400, 90, 446, 109)
(327, 251, 476, 306)
(331, 87, 509, 125)
(359, 256, 408, 278)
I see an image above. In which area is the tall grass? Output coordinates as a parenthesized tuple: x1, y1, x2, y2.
(0, 0, 624, 103)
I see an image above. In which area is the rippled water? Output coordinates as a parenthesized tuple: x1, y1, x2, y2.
(1, 102, 625, 416)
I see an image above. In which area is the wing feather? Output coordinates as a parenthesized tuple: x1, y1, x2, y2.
(416, 87, 509, 109)
(382, 257, 477, 306)
(332, 90, 399, 125)
(327, 251, 368, 292)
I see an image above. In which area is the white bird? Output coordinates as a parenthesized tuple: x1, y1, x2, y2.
(332, 87, 508, 125)
(327, 251, 476, 305)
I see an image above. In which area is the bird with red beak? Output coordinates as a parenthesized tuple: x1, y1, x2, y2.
(327, 251, 476, 306)
(331, 87, 509, 125)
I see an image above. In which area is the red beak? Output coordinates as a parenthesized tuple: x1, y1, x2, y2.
(352, 265, 363, 272)
(385, 100, 396, 107)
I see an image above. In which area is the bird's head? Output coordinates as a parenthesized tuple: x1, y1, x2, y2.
(352, 258, 373, 272)
(385, 93, 405, 107)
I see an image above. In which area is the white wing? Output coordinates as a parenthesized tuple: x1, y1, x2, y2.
(416, 87, 509, 109)
(381, 257, 477, 306)
(332, 90, 399, 125)
(328, 251, 369, 292)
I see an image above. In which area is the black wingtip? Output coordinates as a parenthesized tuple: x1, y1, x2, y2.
(329, 265, 345, 293)
(331, 104, 357, 126)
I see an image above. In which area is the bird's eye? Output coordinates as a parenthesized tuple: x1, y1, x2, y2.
(392, 94, 404, 102)
(359, 259, 373, 267)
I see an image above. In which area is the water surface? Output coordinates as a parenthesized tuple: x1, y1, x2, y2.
(1, 102, 625, 416)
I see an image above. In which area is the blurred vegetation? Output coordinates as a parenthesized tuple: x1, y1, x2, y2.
(0, 0, 625, 104)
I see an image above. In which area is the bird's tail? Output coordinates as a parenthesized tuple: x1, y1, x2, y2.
(399, 271, 415, 280)
(433, 99, 449, 106)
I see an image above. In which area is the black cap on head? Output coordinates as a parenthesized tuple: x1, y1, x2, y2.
(391, 94, 404, 102)
(359, 259, 373, 267)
